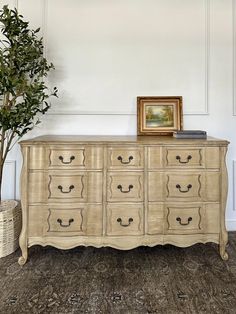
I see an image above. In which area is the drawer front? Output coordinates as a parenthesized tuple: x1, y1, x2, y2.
(48, 146, 103, 169)
(166, 173, 202, 201)
(29, 172, 103, 204)
(166, 206, 202, 234)
(48, 175, 87, 201)
(47, 208, 84, 234)
(107, 172, 143, 202)
(28, 204, 103, 237)
(148, 172, 219, 202)
(108, 147, 144, 169)
(164, 203, 220, 234)
(50, 149, 85, 167)
(106, 204, 144, 236)
(165, 147, 204, 168)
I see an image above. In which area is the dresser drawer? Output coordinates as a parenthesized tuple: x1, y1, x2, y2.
(28, 171, 103, 203)
(50, 148, 85, 167)
(47, 146, 103, 169)
(47, 208, 84, 234)
(48, 174, 86, 201)
(28, 204, 103, 237)
(164, 147, 204, 168)
(166, 173, 202, 201)
(107, 146, 144, 169)
(148, 172, 220, 202)
(148, 146, 220, 169)
(107, 172, 143, 202)
(164, 203, 220, 234)
(106, 204, 144, 236)
(166, 172, 219, 202)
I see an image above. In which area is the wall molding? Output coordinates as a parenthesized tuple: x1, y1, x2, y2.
(2, 160, 16, 200)
(42, 0, 48, 59)
(233, 0, 236, 116)
(233, 160, 236, 211)
(184, 0, 210, 116)
(42, 0, 210, 116)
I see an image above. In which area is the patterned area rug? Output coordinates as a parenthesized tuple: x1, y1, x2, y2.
(0, 233, 236, 314)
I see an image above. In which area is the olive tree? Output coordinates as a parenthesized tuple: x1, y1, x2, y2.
(0, 5, 57, 201)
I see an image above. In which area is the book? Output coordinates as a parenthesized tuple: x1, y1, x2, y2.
(173, 130, 207, 139)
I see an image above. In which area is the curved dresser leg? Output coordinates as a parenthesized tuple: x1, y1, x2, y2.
(18, 232, 28, 266)
(219, 232, 228, 261)
(219, 146, 229, 261)
(18, 253, 28, 266)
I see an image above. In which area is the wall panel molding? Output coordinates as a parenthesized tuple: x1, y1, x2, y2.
(42, 0, 48, 59)
(41, 0, 210, 116)
(184, 0, 209, 116)
(233, 160, 236, 211)
(233, 0, 236, 116)
(2, 160, 16, 200)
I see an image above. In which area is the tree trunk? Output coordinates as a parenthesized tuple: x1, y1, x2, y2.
(0, 162, 3, 203)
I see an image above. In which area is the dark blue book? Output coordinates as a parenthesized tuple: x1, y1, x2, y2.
(173, 130, 207, 138)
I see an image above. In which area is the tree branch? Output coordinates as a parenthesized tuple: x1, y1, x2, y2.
(0, 130, 5, 166)
(2, 130, 15, 163)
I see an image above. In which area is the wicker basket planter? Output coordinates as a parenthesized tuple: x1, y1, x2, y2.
(0, 200, 22, 258)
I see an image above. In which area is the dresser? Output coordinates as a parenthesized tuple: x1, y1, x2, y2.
(18, 135, 229, 265)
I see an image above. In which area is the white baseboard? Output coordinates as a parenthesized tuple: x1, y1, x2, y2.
(226, 220, 236, 231)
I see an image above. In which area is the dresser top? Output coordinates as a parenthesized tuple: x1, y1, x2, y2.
(19, 135, 229, 146)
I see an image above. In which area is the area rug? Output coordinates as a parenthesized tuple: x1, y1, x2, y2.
(0, 233, 236, 314)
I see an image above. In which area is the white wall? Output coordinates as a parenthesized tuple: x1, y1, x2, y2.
(1, 0, 236, 230)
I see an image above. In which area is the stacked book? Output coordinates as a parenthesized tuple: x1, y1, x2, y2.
(173, 130, 207, 139)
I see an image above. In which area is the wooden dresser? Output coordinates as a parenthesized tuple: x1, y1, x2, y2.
(18, 135, 229, 265)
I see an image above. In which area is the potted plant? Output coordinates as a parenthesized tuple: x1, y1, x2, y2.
(0, 5, 57, 257)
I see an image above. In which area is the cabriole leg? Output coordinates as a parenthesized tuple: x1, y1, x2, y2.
(219, 232, 228, 261)
(18, 233, 28, 266)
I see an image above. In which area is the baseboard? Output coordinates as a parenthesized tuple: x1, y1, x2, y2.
(226, 220, 236, 231)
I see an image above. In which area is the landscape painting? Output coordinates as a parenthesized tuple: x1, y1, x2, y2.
(145, 104, 174, 128)
(137, 96, 183, 135)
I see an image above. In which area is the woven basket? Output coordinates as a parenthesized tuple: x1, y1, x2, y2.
(0, 200, 22, 258)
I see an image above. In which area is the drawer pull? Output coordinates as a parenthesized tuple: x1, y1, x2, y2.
(176, 155, 192, 164)
(117, 155, 133, 164)
(176, 217, 192, 226)
(58, 155, 75, 164)
(117, 217, 133, 227)
(58, 185, 75, 193)
(176, 184, 192, 193)
(117, 184, 133, 193)
(57, 218, 74, 227)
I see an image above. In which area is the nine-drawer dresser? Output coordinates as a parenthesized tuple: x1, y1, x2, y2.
(18, 135, 229, 265)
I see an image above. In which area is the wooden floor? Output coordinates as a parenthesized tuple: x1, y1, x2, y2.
(0, 233, 236, 314)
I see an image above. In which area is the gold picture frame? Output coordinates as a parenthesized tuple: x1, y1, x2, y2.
(137, 96, 183, 135)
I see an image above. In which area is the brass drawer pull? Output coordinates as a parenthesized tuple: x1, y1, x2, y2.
(117, 155, 133, 164)
(58, 155, 75, 164)
(58, 185, 74, 193)
(117, 184, 133, 193)
(117, 217, 133, 227)
(176, 155, 192, 164)
(176, 184, 192, 193)
(176, 217, 192, 226)
(57, 218, 74, 227)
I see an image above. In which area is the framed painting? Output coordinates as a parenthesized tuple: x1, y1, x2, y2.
(137, 96, 183, 135)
